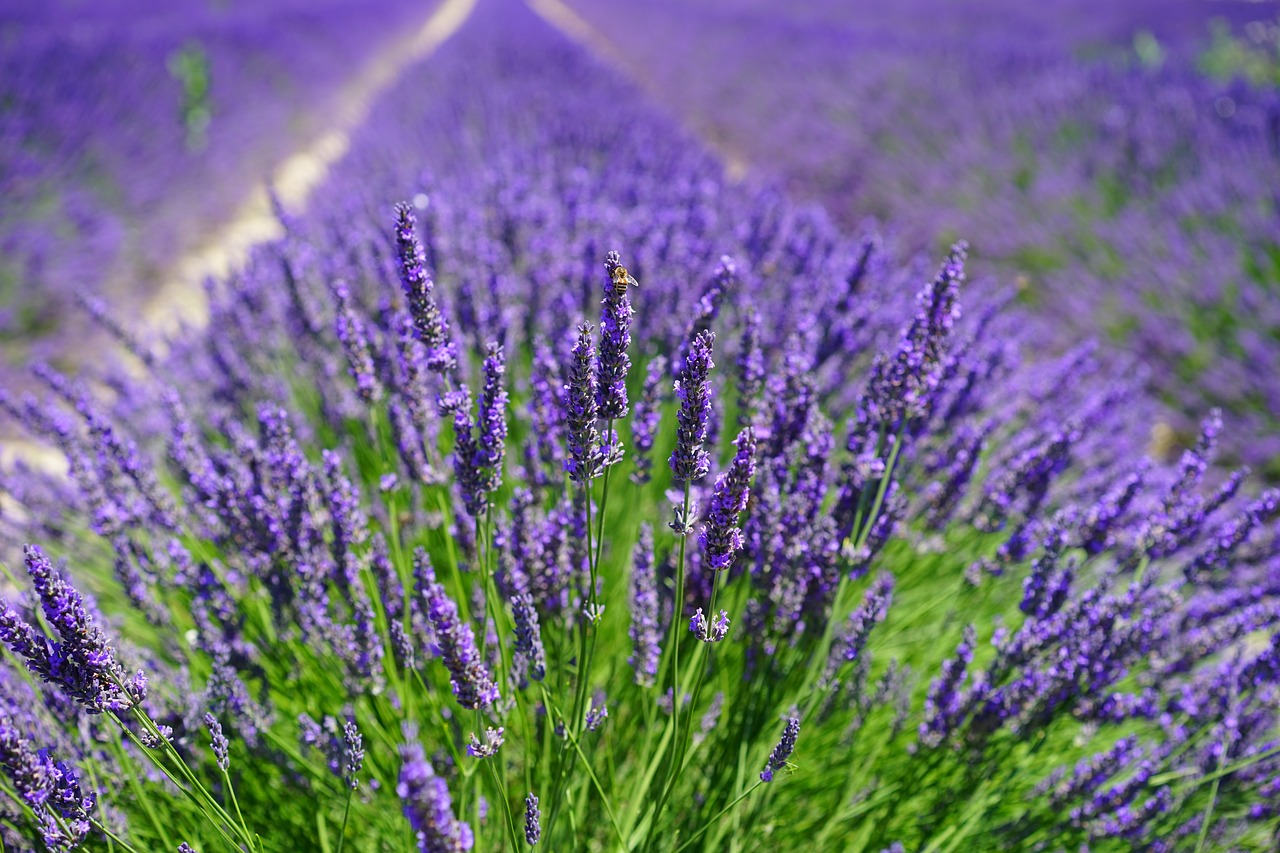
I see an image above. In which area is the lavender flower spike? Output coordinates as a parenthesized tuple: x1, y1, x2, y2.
(629, 524, 662, 686)
(670, 329, 715, 485)
(564, 322, 603, 483)
(511, 593, 546, 683)
(761, 717, 801, 782)
(414, 549, 499, 710)
(524, 793, 540, 846)
(701, 427, 757, 571)
(342, 721, 364, 789)
(205, 713, 230, 771)
(393, 202, 456, 375)
(476, 342, 509, 502)
(598, 250, 635, 421)
(398, 741, 473, 852)
(331, 280, 382, 404)
(630, 356, 667, 485)
(1, 544, 146, 713)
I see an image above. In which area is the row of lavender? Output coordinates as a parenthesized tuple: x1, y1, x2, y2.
(1, 0, 1279, 850)
(0, 0, 434, 362)
(562, 0, 1280, 473)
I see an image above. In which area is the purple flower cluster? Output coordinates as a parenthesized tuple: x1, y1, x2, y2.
(413, 549, 499, 711)
(669, 330, 715, 486)
(398, 741, 473, 853)
(761, 717, 800, 782)
(0, 546, 145, 714)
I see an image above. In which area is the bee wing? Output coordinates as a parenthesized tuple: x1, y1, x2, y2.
(627, 273, 640, 288)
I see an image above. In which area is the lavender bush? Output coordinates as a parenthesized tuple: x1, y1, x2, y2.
(1, 1, 1279, 850)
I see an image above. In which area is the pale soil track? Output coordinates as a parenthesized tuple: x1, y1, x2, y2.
(1, 0, 476, 475)
(143, 0, 478, 333)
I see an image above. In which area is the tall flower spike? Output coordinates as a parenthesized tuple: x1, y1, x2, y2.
(331, 280, 382, 404)
(342, 721, 364, 789)
(628, 524, 662, 686)
(670, 329, 715, 485)
(398, 741, 473, 852)
(736, 304, 765, 428)
(524, 793, 540, 846)
(630, 356, 667, 485)
(511, 593, 546, 683)
(0, 545, 145, 713)
(598, 251, 634, 421)
(476, 342, 509, 502)
(393, 202, 456, 375)
(205, 713, 230, 772)
(564, 323, 603, 483)
(701, 427, 757, 572)
(761, 717, 801, 782)
(414, 549, 499, 710)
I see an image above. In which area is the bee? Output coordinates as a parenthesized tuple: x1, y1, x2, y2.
(609, 265, 639, 297)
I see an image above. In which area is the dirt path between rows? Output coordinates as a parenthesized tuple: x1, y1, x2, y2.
(143, 0, 478, 333)
(1, 0, 476, 475)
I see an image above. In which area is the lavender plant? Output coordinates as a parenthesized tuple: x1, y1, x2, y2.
(2, 1, 1280, 851)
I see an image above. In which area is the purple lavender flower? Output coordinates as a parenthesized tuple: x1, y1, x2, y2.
(476, 342, 509, 502)
(331, 280, 382, 404)
(564, 323, 603, 483)
(700, 427, 757, 572)
(205, 713, 230, 772)
(689, 608, 730, 643)
(343, 721, 364, 789)
(598, 251, 635, 421)
(441, 387, 484, 518)
(675, 256, 734, 373)
(630, 356, 667, 485)
(736, 304, 765, 428)
(920, 626, 976, 748)
(524, 793, 540, 846)
(859, 243, 966, 432)
(398, 741, 473, 852)
(465, 727, 504, 759)
(414, 549, 499, 710)
(0, 545, 145, 713)
(828, 572, 894, 675)
(670, 330, 715, 485)
(0, 718, 52, 813)
(393, 202, 456, 375)
(628, 524, 662, 686)
(511, 594, 546, 684)
(1019, 524, 1073, 620)
(761, 716, 800, 782)
(0, 718, 94, 850)
(585, 700, 609, 732)
(526, 343, 566, 488)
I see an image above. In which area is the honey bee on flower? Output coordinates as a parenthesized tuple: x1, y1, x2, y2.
(609, 264, 639, 297)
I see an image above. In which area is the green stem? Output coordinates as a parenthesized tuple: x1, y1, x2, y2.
(645, 482, 692, 850)
(672, 782, 765, 853)
(540, 685, 628, 849)
(335, 785, 355, 853)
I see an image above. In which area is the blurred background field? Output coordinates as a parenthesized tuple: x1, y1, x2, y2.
(0, 0, 438, 366)
(559, 0, 1280, 472)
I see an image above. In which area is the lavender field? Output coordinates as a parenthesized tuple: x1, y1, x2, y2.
(0, 0, 1278, 850)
